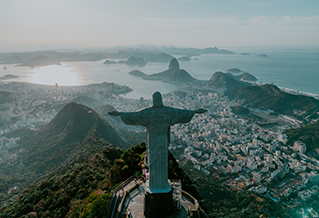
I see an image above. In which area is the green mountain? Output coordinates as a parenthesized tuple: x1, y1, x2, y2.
(226, 84, 319, 119)
(21, 102, 129, 173)
(206, 71, 251, 90)
(0, 145, 123, 218)
(284, 121, 319, 152)
(0, 102, 129, 205)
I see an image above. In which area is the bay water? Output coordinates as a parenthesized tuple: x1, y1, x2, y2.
(0, 49, 318, 99)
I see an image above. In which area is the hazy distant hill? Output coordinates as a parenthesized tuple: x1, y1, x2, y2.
(206, 71, 252, 90)
(226, 72, 258, 82)
(104, 50, 175, 63)
(0, 50, 107, 67)
(226, 84, 319, 118)
(0, 102, 129, 204)
(103, 56, 147, 67)
(146, 52, 174, 63)
(125, 56, 147, 66)
(143, 58, 195, 83)
(0, 46, 235, 67)
(161, 46, 235, 56)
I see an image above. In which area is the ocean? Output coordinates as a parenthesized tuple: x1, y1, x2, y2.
(0, 49, 318, 99)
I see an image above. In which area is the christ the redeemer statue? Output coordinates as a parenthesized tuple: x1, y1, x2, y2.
(109, 91, 206, 194)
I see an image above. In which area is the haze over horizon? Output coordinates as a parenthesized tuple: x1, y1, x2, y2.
(1, 0, 319, 52)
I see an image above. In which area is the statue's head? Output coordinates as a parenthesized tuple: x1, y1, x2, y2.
(152, 91, 163, 108)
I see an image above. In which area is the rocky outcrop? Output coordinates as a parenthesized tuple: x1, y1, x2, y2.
(143, 58, 195, 83)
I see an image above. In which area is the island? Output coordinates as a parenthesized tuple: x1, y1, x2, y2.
(0, 74, 18, 80)
(129, 70, 146, 77)
(103, 59, 117, 64)
(258, 54, 268, 57)
(177, 56, 192, 62)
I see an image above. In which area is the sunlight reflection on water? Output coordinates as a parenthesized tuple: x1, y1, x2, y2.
(29, 63, 80, 86)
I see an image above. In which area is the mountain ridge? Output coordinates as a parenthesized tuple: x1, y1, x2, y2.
(226, 84, 319, 119)
(0, 102, 130, 205)
(206, 71, 252, 90)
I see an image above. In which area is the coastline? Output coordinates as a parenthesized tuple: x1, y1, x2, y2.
(278, 87, 319, 100)
(1, 79, 318, 102)
(241, 80, 319, 100)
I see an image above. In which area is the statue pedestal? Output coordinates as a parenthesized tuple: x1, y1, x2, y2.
(144, 185, 175, 218)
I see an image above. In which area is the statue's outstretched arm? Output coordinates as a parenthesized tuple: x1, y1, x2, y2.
(195, 108, 207, 114)
(108, 110, 121, 116)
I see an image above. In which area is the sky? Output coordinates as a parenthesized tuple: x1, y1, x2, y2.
(1, 0, 319, 51)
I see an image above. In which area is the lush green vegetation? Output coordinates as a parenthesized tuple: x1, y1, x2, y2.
(231, 106, 250, 115)
(108, 143, 146, 187)
(0, 102, 130, 205)
(227, 84, 319, 119)
(285, 121, 319, 151)
(108, 142, 199, 198)
(0, 145, 122, 218)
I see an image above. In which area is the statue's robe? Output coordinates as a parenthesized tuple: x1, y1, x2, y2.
(120, 106, 195, 192)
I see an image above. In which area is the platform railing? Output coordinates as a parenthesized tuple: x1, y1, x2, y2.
(107, 175, 138, 218)
(181, 190, 209, 218)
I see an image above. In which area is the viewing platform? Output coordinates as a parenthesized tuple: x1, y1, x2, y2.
(108, 177, 208, 218)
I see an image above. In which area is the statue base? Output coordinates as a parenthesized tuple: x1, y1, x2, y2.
(144, 189, 175, 218)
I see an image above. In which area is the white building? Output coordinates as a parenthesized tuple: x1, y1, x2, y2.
(253, 172, 261, 183)
(293, 141, 306, 154)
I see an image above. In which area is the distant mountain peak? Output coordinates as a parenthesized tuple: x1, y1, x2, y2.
(143, 58, 194, 83)
(20, 101, 129, 173)
(41, 101, 98, 134)
(168, 58, 180, 70)
(207, 71, 251, 90)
